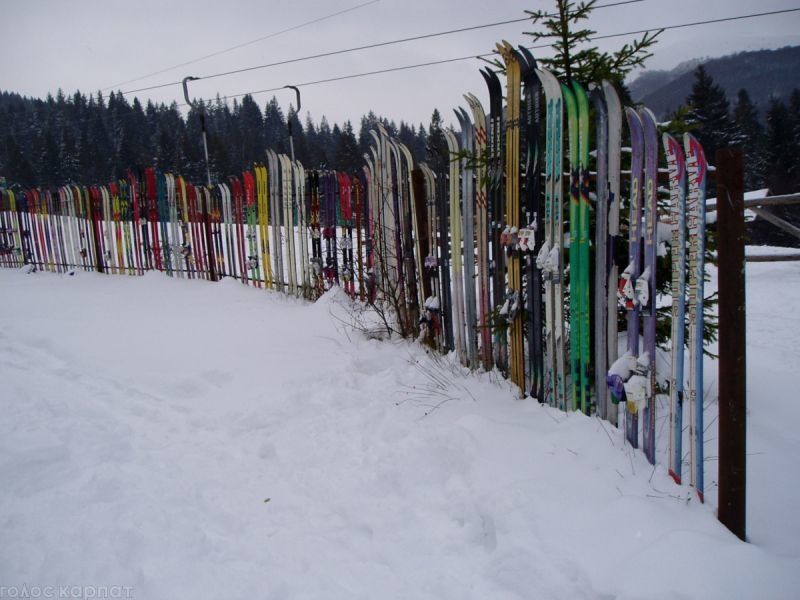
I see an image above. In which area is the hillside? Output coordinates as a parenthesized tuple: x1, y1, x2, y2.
(628, 46, 800, 118)
(1, 265, 799, 598)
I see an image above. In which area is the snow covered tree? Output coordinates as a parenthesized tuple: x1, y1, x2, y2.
(263, 97, 288, 155)
(238, 94, 265, 167)
(358, 111, 381, 157)
(686, 66, 736, 163)
(398, 121, 426, 164)
(59, 127, 80, 183)
(764, 97, 799, 195)
(316, 116, 334, 167)
(788, 89, 800, 186)
(426, 109, 448, 174)
(335, 121, 361, 174)
(732, 89, 766, 191)
(286, 106, 307, 165)
(0, 86, 430, 186)
(4, 135, 35, 186)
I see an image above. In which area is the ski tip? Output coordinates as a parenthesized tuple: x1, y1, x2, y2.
(668, 469, 682, 486)
(517, 45, 536, 67)
(571, 79, 587, 96)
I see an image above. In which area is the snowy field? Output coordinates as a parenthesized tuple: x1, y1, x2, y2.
(1, 261, 798, 599)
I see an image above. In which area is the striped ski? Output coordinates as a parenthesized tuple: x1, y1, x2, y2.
(664, 132, 688, 484)
(684, 132, 708, 502)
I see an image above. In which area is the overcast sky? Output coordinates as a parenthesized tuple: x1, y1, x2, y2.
(3, 0, 799, 128)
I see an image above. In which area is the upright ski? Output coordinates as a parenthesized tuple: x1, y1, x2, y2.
(603, 81, 623, 427)
(640, 107, 659, 465)
(684, 132, 708, 502)
(664, 132, 687, 483)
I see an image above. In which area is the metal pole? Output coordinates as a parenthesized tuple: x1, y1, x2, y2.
(182, 76, 217, 282)
(200, 123, 212, 187)
(716, 146, 747, 542)
(182, 77, 212, 187)
(284, 85, 301, 164)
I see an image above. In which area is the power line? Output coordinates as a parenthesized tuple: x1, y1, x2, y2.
(118, 0, 645, 96)
(103, 0, 382, 92)
(588, 7, 800, 42)
(118, 15, 528, 95)
(524, 6, 800, 48)
(201, 6, 800, 105)
(215, 57, 494, 104)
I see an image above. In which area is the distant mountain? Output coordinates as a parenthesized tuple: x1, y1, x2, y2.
(626, 58, 703, 100)
(627, 46, 800, 119)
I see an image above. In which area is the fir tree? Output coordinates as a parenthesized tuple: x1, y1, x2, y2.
(426, 109, 448, 174)
(238, 94, 265, 167)
(764, 98, 798, 194)
(4, 135, 35, 186)
(303, 114, 322, 168)
(39, 126, 60, 186)
(414, 123, 428, 162)
(59, 127, 80, 184)
(788, 89, 800, 185)
(286, 107, 307, 164)
(686, 65, 736, 162)
(398, 121, 422, 163)
(358, 111, 381, 157)
(732, 89, 766, 190)
(316, 116, 334, 167)
(335, 120, 361, 174)
(77, 125, 93, 183)
(331, 123, 343, 167)
(263, 97, 287, 153)
(183, 101, 208, 181)
(759, 96, 800, 247)
(525, 0, 659, 87)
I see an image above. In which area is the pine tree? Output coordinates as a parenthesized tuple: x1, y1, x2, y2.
(208, 98, 234, 178)
(398, 121, 421, 162)
(335, 120, 361, 174)
(732, 89, 766, 191)
(303, 114, 323, 168)
(686, 65, 736, 162)
(0, 86, 456, 187)
(263, 96, 287, 153)
(358, 111, 381, 157)
(182, 102, 207, 181)
(4, 135, 35, 186)
(238, 94, 265, 167)
(122, 97, 149, 174)
(317, 116, 333, 167)
(764, 98, 798, 194)
(59, 127, 79, 183)
(39, 126, 60, 186)
(788, 89, 800, 186)
(426, 109, 448, 174)
(759, 97, 800, 247)
(331, 123, 343, 167)
(414, 123, 428, 162)
(151, 102, 185, 174)
(77, 124, 93, 183)
(286, 106, 307, 164)
(380, 118, 398, 139)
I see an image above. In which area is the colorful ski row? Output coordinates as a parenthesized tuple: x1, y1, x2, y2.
(0, 42, 713, 501)
(0, 164, 369, 301)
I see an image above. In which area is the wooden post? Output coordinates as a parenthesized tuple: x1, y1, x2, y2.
(716, 147, 747, 542)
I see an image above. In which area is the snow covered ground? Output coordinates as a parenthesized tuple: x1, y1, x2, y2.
(1, 262, 798, 599)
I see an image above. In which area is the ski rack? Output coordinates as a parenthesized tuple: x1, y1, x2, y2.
(2, 47, 777, 541)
